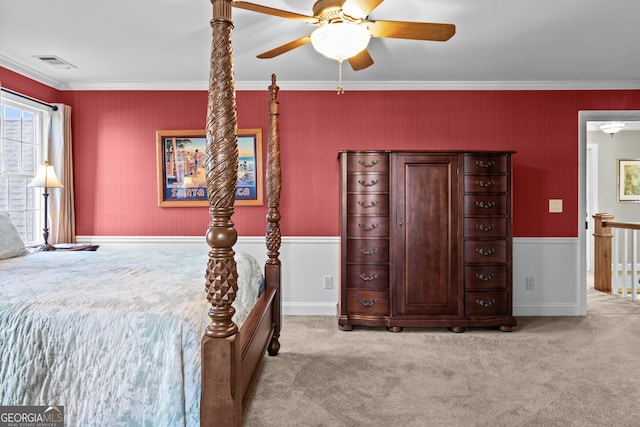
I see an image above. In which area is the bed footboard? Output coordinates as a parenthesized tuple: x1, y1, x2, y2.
(239, 284, 278, 409)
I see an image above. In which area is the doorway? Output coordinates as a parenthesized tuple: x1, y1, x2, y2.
(579, 111, 640, 312)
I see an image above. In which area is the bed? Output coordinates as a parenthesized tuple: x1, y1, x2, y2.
(0, 2, 282, 425)
(0, 250, 265, 425)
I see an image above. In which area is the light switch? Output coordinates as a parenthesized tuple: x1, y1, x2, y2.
(549, 199, 563, 213)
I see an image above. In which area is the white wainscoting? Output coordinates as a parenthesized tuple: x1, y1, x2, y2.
(77, 236, 584, 317)
(76, 235, 340, 316)
(512, 237, 584, 316)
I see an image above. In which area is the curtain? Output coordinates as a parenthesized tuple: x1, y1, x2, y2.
(48, 104, 75, 244)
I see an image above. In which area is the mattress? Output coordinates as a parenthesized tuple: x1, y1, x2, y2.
(0, 249, 264, 426)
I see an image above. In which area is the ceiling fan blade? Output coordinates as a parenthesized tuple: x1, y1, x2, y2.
(256, 35, 312, 59)
(367, 20, 455, 41)
(233, 1, 319, 23)
(343, 0, 385, 18)
(348, 49, 374, 71)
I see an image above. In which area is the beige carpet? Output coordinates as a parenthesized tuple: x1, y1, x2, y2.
(245, 287, 640, 427)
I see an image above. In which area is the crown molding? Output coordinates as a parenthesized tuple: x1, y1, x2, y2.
(0, 56, 64, 89)
(3, 59, 640, 92)
(59, 80, 640, 92)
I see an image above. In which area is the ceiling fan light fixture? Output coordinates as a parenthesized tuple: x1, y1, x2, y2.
(600, 121, 626, 136)
(310, 23, 371, 62)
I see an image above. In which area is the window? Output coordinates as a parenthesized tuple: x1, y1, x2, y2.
(0, 93, 49, 246)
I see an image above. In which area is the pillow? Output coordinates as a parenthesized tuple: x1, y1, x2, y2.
(0, 211, 28, 259)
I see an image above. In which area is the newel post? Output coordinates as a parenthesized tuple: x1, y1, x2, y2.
(593, 213, 614, 293)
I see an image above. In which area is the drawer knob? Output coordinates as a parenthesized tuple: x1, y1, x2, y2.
(475, 180, 495, 188)
(476, 248, 496, 256)
(358, 297, 379, 307)
(358, 200, 378, 209)
(475, 160, 495, 168)
(359, 223, 379, 232)
(475, 224, 495, 232)
(358, 247, 379, 256)
(475, 201, 496, 209)
(476, 273, 496, 282)
(358, 159, 379, 168)
(358, 179, 379, 187)
(476, 298, 496, 307)
(358, 273, 379, 281)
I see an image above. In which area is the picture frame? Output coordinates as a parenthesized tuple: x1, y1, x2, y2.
(617, 158, 640, 202)
(156, 129, 263, 207)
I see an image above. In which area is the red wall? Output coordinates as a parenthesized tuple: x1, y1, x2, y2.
(0, 68, 62, 103)
(3, 67, 640, 237)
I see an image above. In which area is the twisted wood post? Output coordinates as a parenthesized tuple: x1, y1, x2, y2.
(266, 74, 282, 356)
(201, 0, 241, 425)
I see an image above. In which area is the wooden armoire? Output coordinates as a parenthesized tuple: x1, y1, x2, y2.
(338, 150, 516, 333)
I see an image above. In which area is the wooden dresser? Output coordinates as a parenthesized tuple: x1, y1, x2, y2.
(338, 150, 516, 333)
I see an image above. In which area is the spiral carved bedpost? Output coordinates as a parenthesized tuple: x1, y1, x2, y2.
(201, 0, 241, 425)
(266, 74, 282, 356)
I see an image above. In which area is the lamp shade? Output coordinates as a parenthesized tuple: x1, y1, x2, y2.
(28, 162, 64, 189)
(311, 23, 371, 62)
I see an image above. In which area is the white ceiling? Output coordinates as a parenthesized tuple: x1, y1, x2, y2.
(1, 0, 640, 91)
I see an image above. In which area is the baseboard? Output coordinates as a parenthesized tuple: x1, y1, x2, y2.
(283, 302, 337, 316)
(512, 304, 584, 316)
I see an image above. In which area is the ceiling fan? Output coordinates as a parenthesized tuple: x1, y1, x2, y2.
(233, 0, 456, 91)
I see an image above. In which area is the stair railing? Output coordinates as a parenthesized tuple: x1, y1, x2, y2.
(593, 213, 639, 301)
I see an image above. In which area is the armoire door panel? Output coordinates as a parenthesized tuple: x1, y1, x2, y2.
(393, 154, 459, 316)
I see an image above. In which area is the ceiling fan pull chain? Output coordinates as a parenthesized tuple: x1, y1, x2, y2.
(337, 60, 344, 95)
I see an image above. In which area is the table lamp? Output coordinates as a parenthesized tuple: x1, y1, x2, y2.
(28, 161, 64, 251)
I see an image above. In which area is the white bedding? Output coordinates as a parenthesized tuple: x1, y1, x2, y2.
(0, 249, 264, 426)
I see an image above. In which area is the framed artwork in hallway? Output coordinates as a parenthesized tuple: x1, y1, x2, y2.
(617, 159, 640, 202)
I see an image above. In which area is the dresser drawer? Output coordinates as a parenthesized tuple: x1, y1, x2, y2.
(464, 154, 508, 174)
(347, 173, 389, 193)
(464, 240, 507, 263)
(347, 217, 389, 237)
(464, 175, 508, 193)
(346, 153, 389, 172)
(346, 265, 389, 289)
(347, 194, 389, 215)
(346, 239, 389, 263)
(464, 217, 507, 238)
(465, 265, 507, 290)
(464, 195, 507, 216)
(346, 290, 389, 315)
(465, 291, 507, 316)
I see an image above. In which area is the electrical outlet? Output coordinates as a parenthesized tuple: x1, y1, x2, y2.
(526, 277, 535, 290)
(323, 276, 333, 289)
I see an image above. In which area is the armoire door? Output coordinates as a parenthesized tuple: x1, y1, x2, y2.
(391, 153, 461, 317)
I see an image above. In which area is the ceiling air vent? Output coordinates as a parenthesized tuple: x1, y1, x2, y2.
(33, 55, 77, 69)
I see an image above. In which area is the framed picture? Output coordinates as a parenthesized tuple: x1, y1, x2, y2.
(156, 129, 263, 207)
(617, 159, 640, 202)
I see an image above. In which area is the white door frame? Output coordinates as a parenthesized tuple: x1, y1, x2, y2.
(578, 111, 640, 312)
(586, 143, 598, 271)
